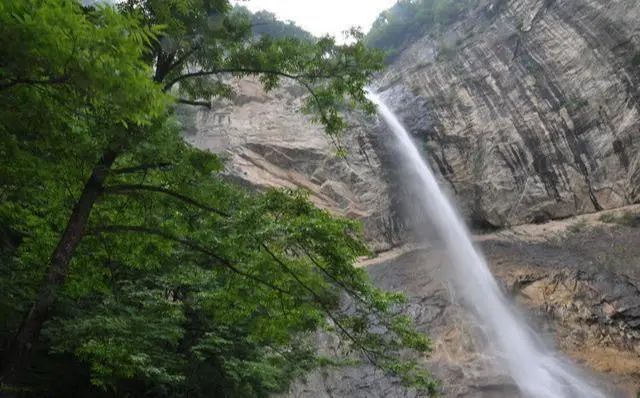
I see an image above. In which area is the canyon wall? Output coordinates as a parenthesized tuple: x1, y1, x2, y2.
(181, 78, 400, 250)
(183, 1, 640, 395)
(375, 0, 640, 227)
(185, 0, 640, 233)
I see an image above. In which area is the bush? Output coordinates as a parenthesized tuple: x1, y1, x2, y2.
(567, 219, 588, 234)
(565, 97, 589, 112)
(599, 211, 640, 227)
(232, 6, 314, 41)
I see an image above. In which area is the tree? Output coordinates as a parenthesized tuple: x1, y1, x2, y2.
(365, 0, 472, 60)
(0, 0, 171, 388)
(0, 0, 437, 396)
(232, 6, 315, 41)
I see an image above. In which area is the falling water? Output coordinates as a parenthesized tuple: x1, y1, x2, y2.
(367, 91, 607, 398)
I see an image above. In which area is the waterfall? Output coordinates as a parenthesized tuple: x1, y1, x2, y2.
(367, 91, 606, 398)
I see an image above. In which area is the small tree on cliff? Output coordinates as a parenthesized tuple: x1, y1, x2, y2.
(0, 0, 437, 396)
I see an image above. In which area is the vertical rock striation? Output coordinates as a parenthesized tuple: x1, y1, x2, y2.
(181, 3, 640, 393)
(375, 0, 640, 227)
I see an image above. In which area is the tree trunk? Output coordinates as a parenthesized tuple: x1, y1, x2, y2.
(154, 50, 174, 83)
(0, 150, 118, 391)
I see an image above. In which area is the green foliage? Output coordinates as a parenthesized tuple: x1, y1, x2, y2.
(232, 6, 314, 41)
(0, 0, 435, 397)
(600, 211, 640, 228)
(567, 219, 588, 234)
(365, 0, 473, 61)
(0, 0, 171, 335)
(119, 0, 384, 140)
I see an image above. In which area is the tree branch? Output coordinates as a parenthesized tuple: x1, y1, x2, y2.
(105, 184, 229, 217)
(110, 162, 173, 175)
(163, 68, 331, 92)
(165, 46, 200, 77)
(0, 76, 69, 91)
(297, 244, 368, 305)
(296, 243, 416, 347)
(175, 97, 211, 108)
(162, 66, 347, 152)
(259, 243, 380, 365)
(90, 225, 292, 296)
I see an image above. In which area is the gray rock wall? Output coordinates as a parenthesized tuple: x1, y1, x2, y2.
(180, 3, 640, 394)
(375, 0, 640, 227)
(181, 78, 402, 250)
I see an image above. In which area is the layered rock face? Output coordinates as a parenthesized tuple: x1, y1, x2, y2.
(375, 0, 640, 227)
(183, 78, 640, 395)
(181, 78, 400, 250)
(184, 0, 640, 233)
(182, 2, 640, 394)
(285, 208, 640, 398)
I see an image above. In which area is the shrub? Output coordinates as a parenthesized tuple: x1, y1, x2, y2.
(567, 219, 588, 234)
(365, 0, 473, 60)
(600, 211, 640, 227)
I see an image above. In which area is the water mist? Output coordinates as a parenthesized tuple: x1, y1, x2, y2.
(367, 91, 607, 398)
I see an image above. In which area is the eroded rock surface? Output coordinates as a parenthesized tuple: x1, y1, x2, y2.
(286, 248, 524, 398)
(181, 79, 400, 250)
(181, 2, 640, 393)
(375, 0, 640, 227)
(285, 207, 640, 398)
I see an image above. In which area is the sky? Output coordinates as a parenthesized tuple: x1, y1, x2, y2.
(232, 0, 397, 40)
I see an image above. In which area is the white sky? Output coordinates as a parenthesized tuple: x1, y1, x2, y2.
(232, 0, 397, 40)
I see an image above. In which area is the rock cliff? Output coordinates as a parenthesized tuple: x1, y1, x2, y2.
(285, 207, 640, 398)
(181, 78, 400, 250)
(375, 0, 640, 227)
(183, 1, 640, 395)
(183, 76, 640, 397)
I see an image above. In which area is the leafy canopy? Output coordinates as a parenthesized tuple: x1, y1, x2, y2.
(0, 0, 437, 397)
(232, 5, 315, 41)
(365, 0, 472, 60)
(0, 0, 171, 325)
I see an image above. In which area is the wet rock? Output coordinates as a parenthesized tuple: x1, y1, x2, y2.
(282, 249, 525, 398)
(374, 0, 640, 227)
(282, 213, 640, 397)
(179, 3, 640, 392)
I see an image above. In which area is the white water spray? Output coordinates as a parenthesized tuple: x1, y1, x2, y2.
(367, 91, 607, 398)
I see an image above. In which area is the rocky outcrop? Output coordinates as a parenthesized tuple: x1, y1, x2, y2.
(284, 247, 527, 398)
(375, 0, 640, 227)
(484, 208, 640, 395)
(285, 207, 640, 397)
(181, 3, 640, 393)
(184, 1, 640, 231)
(181, 78, 401, 250)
